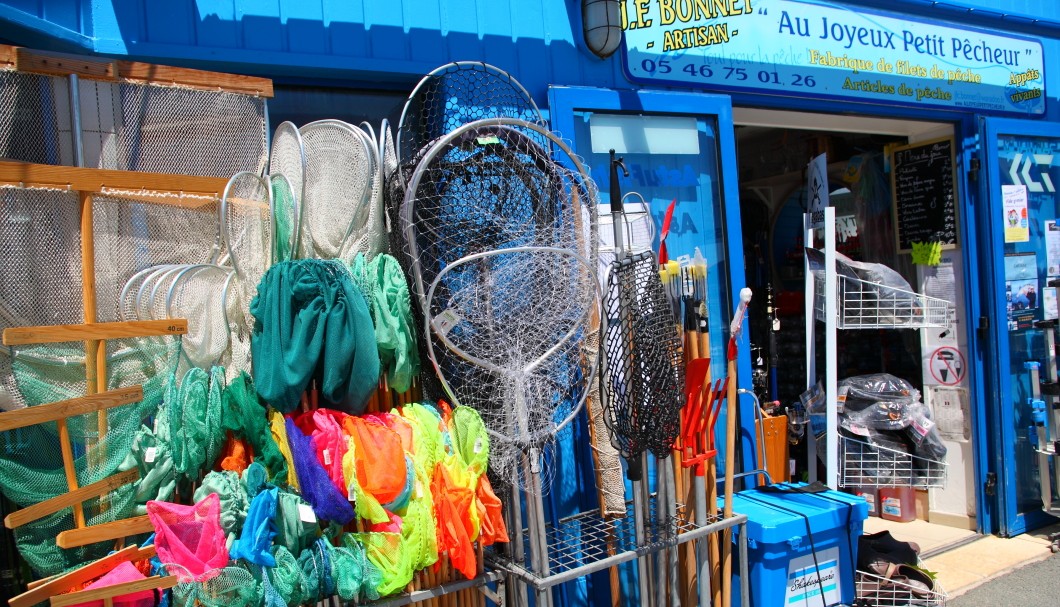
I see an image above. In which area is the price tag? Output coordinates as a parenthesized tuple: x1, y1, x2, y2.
(298, 504, 317, 524)
(473, 437, 484, 454)
(322, 449, 331, 466)
(431, 309, 462, 337)
(144, 447, 157, 463)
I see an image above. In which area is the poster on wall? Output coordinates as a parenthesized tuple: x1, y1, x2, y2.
(1005, 252, 1038, 331)
(808, 153, 828, 228)
(621, 0, 1046, 115)
(1046, 220, 1060, 277)
(1002, 185, 1029, 243)
(1045, 287, 1058, 321)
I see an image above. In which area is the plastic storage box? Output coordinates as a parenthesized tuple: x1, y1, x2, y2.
(731, 483, 869, 607)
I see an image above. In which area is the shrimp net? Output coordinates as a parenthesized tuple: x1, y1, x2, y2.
(401, 118, 599, 488)
(299, 121, 376, 260)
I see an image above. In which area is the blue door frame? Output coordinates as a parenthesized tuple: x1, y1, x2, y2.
(548, 86, 751, 607)
(549, 85, 754, 476)
(978, 116, 1060, 537)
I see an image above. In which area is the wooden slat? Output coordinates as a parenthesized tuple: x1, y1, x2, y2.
(4, 468, 139, 529)
(56, 514, 154, 549)
(0, 44, 16, 67)
(0, 43, 271, 96)
(56, 418, 85, 528)
(130, 545, 156, 562)
(0, 160, 230, 198)
(50, 576, 177, 607)
(14, 48, 117, 80)
(116, 60, 273, 96)
(3, 319, 187, 346)
(26, 575, 58, 591)
(8, 545, 141, 607)
(0, 387, 142, 432)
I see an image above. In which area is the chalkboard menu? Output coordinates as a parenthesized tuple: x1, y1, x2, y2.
(891, 137, 959, 252)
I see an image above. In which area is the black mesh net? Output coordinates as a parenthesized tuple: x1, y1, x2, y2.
(396, 62, 544, 176)
(602, 251, 685, 466)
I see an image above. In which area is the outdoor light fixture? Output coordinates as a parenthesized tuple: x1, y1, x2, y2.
(582, 0, 623, 59)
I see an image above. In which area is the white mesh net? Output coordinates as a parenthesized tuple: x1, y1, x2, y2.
(300, 120, 378, 260)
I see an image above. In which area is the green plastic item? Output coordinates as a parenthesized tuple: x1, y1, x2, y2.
(347, 253, 420, 393)
(194, 470, 249, 548)
(250, 259, 380, 414)
(222, 373, 289, 486)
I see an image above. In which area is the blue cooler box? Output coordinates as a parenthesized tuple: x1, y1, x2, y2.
(730, 483, 868, 607)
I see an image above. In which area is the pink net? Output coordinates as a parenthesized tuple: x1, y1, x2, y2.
(147, 494, 229, 581)
(69, 562, 155, 607)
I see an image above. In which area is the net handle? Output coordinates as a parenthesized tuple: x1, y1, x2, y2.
(120, 264, 176, 321)
(134, 264, 184, 321)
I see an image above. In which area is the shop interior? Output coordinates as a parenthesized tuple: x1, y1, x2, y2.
(732, 108, 978, 554)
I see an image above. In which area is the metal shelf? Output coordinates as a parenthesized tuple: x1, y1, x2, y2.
(366, 571, 505, 607)
(487, 496, 747, 590)
(839, 435, 947, 488)
(813, 274, 954, 329)
(855, 559, 948, 606)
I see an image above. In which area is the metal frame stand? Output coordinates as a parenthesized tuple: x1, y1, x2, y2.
(489, 503, 750, 606)
(1031, 320, 1060, 552)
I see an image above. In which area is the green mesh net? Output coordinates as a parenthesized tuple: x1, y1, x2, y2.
(400, 489, 439, 571)
(170, 564, 261, 607)
(270, 175, 295, 264)
(164, 366, 226, 482)
(194, 470, 249, 547)
(13, 482, 141, 576)
(340, 534, 383, 601)
(129, 423, 177, 514)
(2, 337, 177, 576)
(450, 406, 489, 479)
(352, 530, 415, 597)
(0, 337, 177, 507)
(345, 253, 420, 393)
(273, 491, 318, 555)
(223, 373, 288, 486)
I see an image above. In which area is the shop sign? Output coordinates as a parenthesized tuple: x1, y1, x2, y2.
(621, 0, 1045, 115)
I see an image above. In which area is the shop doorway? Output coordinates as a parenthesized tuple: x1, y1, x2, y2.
(732, 108, 980, 551)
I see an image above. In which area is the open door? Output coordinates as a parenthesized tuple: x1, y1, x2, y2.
(978, 116, 1060, 537)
